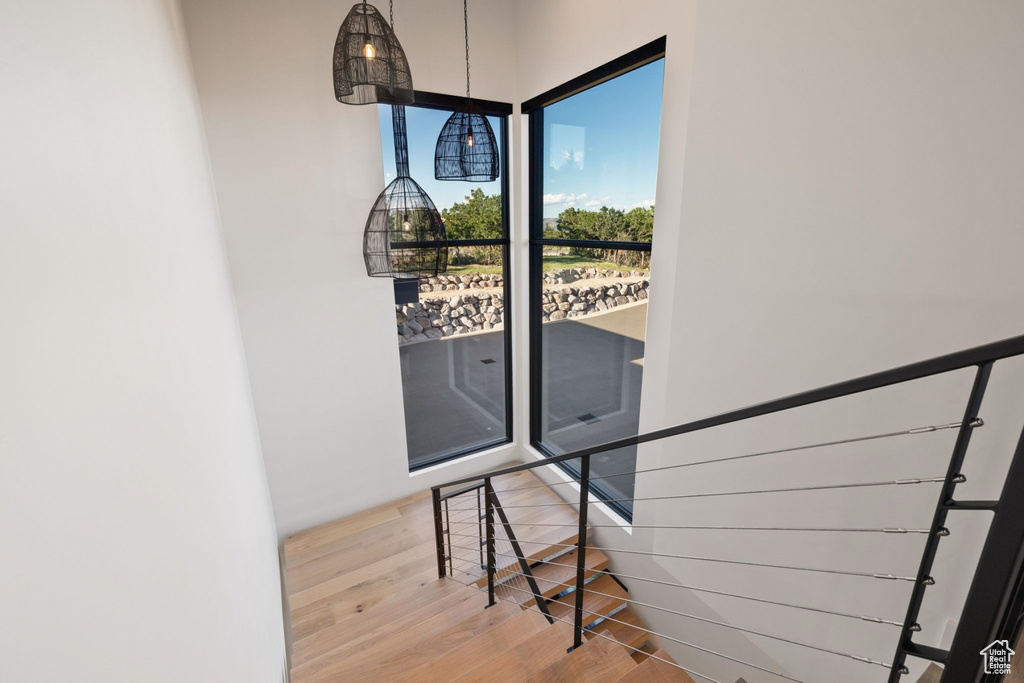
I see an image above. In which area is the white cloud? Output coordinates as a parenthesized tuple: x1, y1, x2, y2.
(543, 192, 589, 206)
(632, 198, 656, 209)
(549, 124, 586, 171)
(584, 199, 602, 208)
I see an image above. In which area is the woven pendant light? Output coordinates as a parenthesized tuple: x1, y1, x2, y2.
(364, 106, 448, 278)
(333, 0, 413, 105)
(434, 0, 498, 181)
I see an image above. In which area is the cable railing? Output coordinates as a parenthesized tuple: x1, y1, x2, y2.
(487, 420, 976, 493)
(431, 333, 1024, 683)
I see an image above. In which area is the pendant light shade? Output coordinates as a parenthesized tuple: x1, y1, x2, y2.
(434, 104, 499, 182)
(333, 1, 413, 105)
(364, 106, 448, 278)
(434, 0, 499, 181)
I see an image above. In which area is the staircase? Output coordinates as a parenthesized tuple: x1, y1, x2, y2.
(283, 470, 693, 682)
(285, 334, 1024, 682)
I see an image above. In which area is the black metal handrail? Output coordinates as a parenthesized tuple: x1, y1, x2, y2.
(430, 333, 1024, 682)
(437, 334, 1024, 489)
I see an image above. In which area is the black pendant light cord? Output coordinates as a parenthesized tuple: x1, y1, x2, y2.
(464, 0, 471, 101)
(390, 0, 395, 28)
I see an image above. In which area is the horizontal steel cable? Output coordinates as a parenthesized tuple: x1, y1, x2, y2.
(441, 490, 482, 502)
(490, 474, 962, 508)
(443, 534, 919, 581)
(446, 552, 481, 569)
(443, 508, 485, 525)
(498, 579, 902, 675)
(445, 541, 913, 628)
(444, 569, 725, 683)
(490, 419, 979, 494)
(441, 493, 480, 505)
(442, 502, 490, 524)
(443, 501, 571, 513)
(577, 581, 901, 667)
(493, 522, 937, 534)
(492, 579, 803, 682)
(447, 545, 580, 591)
(447, 544, 485, 563)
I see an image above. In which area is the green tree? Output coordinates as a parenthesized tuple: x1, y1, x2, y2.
(553, 204, 655, 268)
(441, 189, 503, 265)
(624, 206, 654, 242)
(441, 188, 503, 240)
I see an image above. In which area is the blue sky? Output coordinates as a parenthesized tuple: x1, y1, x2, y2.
(377, 57, 664, 219)
(542, 59, 664, 218)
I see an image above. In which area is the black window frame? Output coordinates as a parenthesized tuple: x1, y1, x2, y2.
(379, 90, 514, 472)
(523, 38, 667, 521)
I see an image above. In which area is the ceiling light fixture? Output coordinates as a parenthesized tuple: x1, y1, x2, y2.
(364, 106, 448, 278)
(333, 0, 413, 105)
(434, 0, 498, 181)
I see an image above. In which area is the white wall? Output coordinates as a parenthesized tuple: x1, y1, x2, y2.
(645, 2, 1024, 681)
(179, 0, 522, 538)
(0, 1, 286, 682)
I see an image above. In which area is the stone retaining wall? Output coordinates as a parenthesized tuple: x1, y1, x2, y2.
(419, 273, 502, 292)
(398, 267, 650, 345)
(543, 267, 648, 286)
(397, 292, 505, 344)
(416, 266, 650, 292)
(539, 279, 649, 323)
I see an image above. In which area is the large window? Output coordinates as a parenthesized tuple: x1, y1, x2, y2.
(378, 93, 512, 470)
(525, 40, 666, 519)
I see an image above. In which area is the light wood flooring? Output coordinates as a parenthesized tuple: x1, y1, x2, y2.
(283, 470, 695, 682)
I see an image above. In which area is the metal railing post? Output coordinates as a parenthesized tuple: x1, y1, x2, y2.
(484, 477, 496, 607)
(431, 487, 446, 579)
(940, 415, 1024, 683)
(477, 486, 485, 569)
(888, 363, 991, 681)
(444, 497, 453, 577)
(570, 454, 591, 651)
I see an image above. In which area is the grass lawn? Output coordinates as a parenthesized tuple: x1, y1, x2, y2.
(541, 254, 649, 273)
(445, 254, 650, 276)
(445, 263, 503, 275)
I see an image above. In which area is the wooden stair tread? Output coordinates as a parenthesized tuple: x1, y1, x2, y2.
(283, 501, 405, 566)
(586, 607, 650, 651)
(292, 584, 488, 678)
(451, 619, 575, 683)
(288, 524, 434, 595)
(526, 630, 637, 682)
(548, 574, 627, 623)
(463, 526, 582, 588)
(630, 642, 659, 664)
(533, 545, 608, 598)
(496, 544, 608, 606)
(292, 576, 467, 663)
(290, 542, 436, 626)
(615, 649, 695, 683)
(393, 609, 551, 683)
(295, 597, 522, 682)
